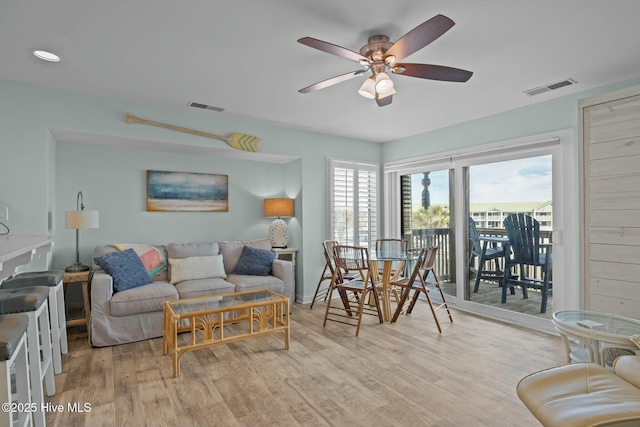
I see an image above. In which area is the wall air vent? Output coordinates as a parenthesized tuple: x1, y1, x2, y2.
(523, 78, 577, 97)
(188, 101, 225, 112)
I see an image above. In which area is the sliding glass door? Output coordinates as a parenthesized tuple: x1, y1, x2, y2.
(385, 131, 575, 332)
(466, 155, 553, 317)
(400, 169, 455, 297)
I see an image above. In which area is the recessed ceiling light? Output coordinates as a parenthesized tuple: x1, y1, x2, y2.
(33, 50, 61, 62)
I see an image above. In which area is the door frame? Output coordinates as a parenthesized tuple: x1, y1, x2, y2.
(384, 129, 577, 333)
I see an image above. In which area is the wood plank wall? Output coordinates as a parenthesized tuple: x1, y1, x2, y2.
(583, 91, 640, 316)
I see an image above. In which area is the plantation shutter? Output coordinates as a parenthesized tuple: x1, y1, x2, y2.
(328, 159, 378, 251)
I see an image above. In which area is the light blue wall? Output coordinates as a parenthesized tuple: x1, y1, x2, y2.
(0, 78, 380, 303)
(55, 141, 287, 257)
(383, 76, 640, 160)
(3, 75, 640, 306)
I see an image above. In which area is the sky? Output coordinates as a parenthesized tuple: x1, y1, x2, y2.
(410, 155, 552, 205)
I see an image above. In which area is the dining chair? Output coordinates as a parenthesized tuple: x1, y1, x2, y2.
(503, 213, 553, 313)
(390, 246, 453, 333)
(310, 240, 354, 309)
(469, 217, 506, 292)
(375, 238, 407, 253)
(323, 245, 383, 336)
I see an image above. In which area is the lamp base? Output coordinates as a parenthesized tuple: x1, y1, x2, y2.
(269, 218, 289, 248)
(65, 263, 90, 273)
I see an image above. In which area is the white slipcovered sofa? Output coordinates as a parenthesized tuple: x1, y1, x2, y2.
(90, 239, 292, 347)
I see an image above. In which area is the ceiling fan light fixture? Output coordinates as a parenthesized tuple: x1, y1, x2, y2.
(375, 72, 394, 95)
(358, 77, 376, 99)
(377, 87, 396, 99)
(297, 14, 472, 106)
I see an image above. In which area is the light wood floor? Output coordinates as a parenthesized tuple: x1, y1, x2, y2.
(48, 301, 566, 427)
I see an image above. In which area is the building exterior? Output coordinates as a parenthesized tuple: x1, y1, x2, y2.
(470, 201, 552, 230)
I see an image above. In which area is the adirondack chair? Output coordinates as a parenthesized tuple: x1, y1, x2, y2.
(469, 217, 507, 292)
(503, 213, 553, 313)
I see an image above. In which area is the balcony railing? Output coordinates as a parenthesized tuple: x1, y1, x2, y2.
(405, 227, 552, 283)
(405, 228, 452, 280)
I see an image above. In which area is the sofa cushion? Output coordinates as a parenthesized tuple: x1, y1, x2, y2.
(218, 241, 244, 274)
(243, 238, 272, 251)
(613, 356, 640, 389)
(93, 249, 152, 292)
(233, 245, 276, 276)
(166, 242, 219, 259)
(517, 362, 640, 427)
(219, 239, 272, 274)
(174, 277, 235, 299)
(226, 273, 284, 294)
(169, 255, 227, 284)
(109, 281, 178, 317)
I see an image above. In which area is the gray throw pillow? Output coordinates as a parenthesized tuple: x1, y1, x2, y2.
(233, 246, 276, 276)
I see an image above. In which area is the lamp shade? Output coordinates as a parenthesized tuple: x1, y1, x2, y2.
(358, 77, 376, 99)
(264, 198, 294, 218)
(375, 72, 394, 95)
(65, 210, 99, 229)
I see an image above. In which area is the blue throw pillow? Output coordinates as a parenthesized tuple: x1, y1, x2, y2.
(233, 245, 276, 276)
(93, 248, 152, 292)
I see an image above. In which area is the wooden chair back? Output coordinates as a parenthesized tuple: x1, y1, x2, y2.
(375, 239, 407, 256)
(333, 245, 372, 283)
(504, 213, 543, 266)
(406, 246, 439, 286)
(323, 240, 339, 275)
(468, 217, 482, 256)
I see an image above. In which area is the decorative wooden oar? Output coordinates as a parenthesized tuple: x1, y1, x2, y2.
(125, 113, 261, 152)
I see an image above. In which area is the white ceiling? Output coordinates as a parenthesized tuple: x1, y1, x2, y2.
(3, 0, 640, 143)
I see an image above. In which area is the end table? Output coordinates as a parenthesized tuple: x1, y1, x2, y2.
(272, 247, 298, 297)
(63, 270, 93, 341)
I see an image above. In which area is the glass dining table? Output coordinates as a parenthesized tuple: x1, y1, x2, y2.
(370, 249, 419, 322)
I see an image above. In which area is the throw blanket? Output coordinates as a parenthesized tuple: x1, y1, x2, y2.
(108, 243, 167, 278)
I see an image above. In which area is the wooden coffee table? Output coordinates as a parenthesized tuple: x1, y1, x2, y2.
(163, 289, 289, 377)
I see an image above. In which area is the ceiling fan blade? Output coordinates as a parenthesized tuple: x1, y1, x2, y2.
(385, 14, 455, 62)
(393, 63, 473, 82)
(298, 37, 370, 63)
(375, 94, 393, 107)
(299, 70, 366, 93)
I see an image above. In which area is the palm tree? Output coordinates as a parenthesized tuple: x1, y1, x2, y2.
(412, 204, 449, 228)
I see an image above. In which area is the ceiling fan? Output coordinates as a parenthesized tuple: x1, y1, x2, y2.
(297, 14, 473, 107)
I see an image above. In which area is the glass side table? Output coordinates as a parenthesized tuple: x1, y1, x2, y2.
(552, 310, 640, 366)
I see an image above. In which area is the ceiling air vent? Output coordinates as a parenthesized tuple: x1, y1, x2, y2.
(188, 101, 225, 112)
(523, 78, 577, 97)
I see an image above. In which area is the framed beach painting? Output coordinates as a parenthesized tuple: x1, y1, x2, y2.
(147, 170, 228, 212)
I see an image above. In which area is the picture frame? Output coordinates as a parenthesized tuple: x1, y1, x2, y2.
(146, 170, 228, 212)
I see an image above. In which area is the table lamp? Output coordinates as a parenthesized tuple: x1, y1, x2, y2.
(65, 191, 99, 272)
(264, 198, 294, 248)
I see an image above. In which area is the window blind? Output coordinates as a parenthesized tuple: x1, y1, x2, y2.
(328, 158, 378, 251)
